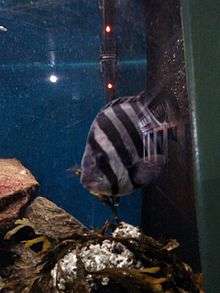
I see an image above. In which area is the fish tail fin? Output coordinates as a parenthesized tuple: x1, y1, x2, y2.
(148, 94, 181, 124)
(135, 88, 181, 124)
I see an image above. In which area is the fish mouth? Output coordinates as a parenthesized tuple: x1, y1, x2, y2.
(90, 191, 100, 196)
(89, 190, 110, 199)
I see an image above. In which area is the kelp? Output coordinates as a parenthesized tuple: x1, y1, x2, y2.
(0, 197, 203, 293)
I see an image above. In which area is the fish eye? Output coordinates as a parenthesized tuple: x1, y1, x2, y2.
(83, 157, 95, 168)
(96, 152, 110, 170)
(96, 152, 104, 161)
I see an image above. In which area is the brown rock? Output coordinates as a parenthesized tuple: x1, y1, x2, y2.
(1, 196, 89, 292)
(24, 196, 89, 241)
(0, 158, 39, 228)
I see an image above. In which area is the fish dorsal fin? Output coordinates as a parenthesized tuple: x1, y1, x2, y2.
(101, 91, 146, 111)
(101, 97, 125, 111)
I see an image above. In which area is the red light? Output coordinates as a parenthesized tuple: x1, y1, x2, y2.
(107, 83, 113, 89)
(105, 25, 111, 33)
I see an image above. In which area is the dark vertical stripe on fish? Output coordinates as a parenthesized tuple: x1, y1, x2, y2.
(88, 135, 119, 195)
(97, 112, 133, 166)
(129, 101, 143, 117)
(112, 104, 143, 158)
(96, 112, 138, 188)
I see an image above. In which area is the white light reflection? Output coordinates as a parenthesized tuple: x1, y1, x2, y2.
(49, 74, 58, 83)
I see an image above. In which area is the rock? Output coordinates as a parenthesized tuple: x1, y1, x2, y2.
(0, 159, 39, 229)
(24, 196, 89, 241)
(0, 198, 203, 292)
(0, 197, 90, 292)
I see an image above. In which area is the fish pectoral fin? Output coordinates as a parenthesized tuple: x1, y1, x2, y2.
(130, 157, 165, 186)
(66, 165, 82, 177)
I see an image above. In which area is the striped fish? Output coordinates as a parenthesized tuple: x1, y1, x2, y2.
(80, 92, 165, 200)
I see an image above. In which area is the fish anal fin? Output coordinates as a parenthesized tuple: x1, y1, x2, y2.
(130, 156, 165, 186)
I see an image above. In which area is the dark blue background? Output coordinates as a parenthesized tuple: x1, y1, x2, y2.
(0, 0, 146, 228)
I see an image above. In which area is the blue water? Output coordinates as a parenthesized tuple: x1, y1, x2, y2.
(0, 0, 146, 228)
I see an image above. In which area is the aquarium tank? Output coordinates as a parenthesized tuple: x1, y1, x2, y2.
(0, 0, 146, 227)
(1, 0, 219, 292)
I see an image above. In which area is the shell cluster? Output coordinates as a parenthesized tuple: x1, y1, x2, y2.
(51, 222, 142, 291)
(112, 221, 141, 239)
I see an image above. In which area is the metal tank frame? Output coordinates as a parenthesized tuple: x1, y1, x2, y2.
(182, 0, 220, 291)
